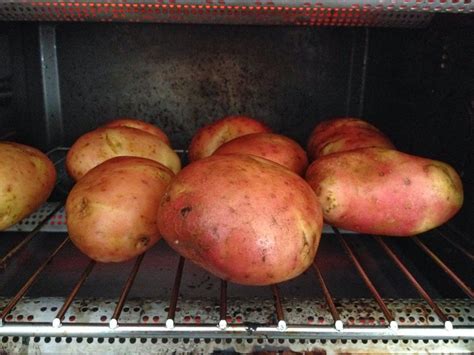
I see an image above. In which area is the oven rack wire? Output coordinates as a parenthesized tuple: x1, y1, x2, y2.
(0, 147, 472, 347)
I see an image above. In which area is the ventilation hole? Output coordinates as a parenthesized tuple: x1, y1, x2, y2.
(27, 315, 34, 321)
(123, 307, 129, 312)
(12, 336, 19, 343)
(151, 338, 158, 344)
(133, 307, 140, 312)
(109, 338, 116, 344)
(51, 307, 58, 312)
(237, 338, 244, 344)
(225, 338, 232, 344)
(87, 337, 93, 344)
(34, 337, 40, 343)
(40, 307, 47, 312)
(55, 337, 61, 343)
(129, 338, 135, 344)
(98, 338, 104, 343)
(140, 338, 147, 344)
(44, 337, 51, 343)
(66, 337, 72, 343)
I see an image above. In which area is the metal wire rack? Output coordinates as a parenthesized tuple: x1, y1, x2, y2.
(0, 148, 472, 352)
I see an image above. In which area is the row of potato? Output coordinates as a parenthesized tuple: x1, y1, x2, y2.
(0, 116, 463, 286)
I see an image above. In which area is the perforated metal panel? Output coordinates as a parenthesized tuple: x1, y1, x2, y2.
(0, 0, 459, 27)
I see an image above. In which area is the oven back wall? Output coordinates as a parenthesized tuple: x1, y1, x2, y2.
(56, 23, 366, 148)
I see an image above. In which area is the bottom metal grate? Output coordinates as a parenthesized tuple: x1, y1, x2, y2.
(0, 298, 472, 353)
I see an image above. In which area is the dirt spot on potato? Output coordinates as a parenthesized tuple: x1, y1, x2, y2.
(78, 198, 90, 218)
(403, 177, 411, 186)
(180, 206, 192, 218)
(135, 236, 150, 249)
(228, 207, 236, 213)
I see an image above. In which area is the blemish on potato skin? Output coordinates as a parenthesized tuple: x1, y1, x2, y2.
(403, 177, 411, 186)
(135, 236, 150, 249)
(180, 206, 192, 218)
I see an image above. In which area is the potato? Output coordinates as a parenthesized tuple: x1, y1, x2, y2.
(66, 126, 181, 180)
(188, 115, 271, 162)
(307, 117, 394, 160)
(0, 142, 56, 230)
(66, 157, 174, 263)
(102, 118, 171, 146)
(213, 133, 308, 176)
(305, 147, 463, 236)
(158, 154, 323, 285)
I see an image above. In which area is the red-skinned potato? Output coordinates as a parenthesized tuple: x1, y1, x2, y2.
(102, 118, 171, 146)
(188, 115, 271, 162)
(66, 126, 181, 180)
(307, 117, 394, 160)
(305, 147, 463, 236)
(0, 142, 56, 230)
(158, 154, 323, 286)
(66, 157, 174, 263)
(213, 133, 308, 176)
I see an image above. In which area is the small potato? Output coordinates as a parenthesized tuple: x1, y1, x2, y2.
(213, 133, 308, 176)
(305, 148, 463, 236)
(0, 142, 56, 230)
(158, 154, 323, 286)
(66, 157, 174, 263)
(66, 126, 181, 180)
(307, 117, 394, 160)
(102, 118, 171, 146)
(188, 115, 271, 162)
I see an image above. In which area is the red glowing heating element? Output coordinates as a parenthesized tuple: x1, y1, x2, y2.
(0, 1, 442, 25)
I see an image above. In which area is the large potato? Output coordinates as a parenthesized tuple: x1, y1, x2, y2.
(102, 118, 171, 146)
(0, 142, 56, 230)
(66, 126, 181, 180)
(305, 148, 463, 236)
(188, 115, 271, 162)
(158, 154, 323, 285)
(213, 133, 308, 176)
(66, 157, 174, 263)
(307, 117, 394, 160)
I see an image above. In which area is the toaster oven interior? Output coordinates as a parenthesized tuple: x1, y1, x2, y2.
(0, 14, 473, 353)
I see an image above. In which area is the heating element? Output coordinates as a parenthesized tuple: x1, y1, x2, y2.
(0, 148, 472, 352)
(3, 0, 473, 27)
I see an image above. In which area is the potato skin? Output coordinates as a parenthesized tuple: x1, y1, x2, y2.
(188, 115, 271, 162)
(102, 118, 171, 146)
(307, 117, 394, 160)
(305, 148, 463, 236)
(0, 142, 56, 230)
(158, 154, 323, 285)
(66, 126, 181, 180)
(66, 157, 174, 263)
(213, 133, 308, 176)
